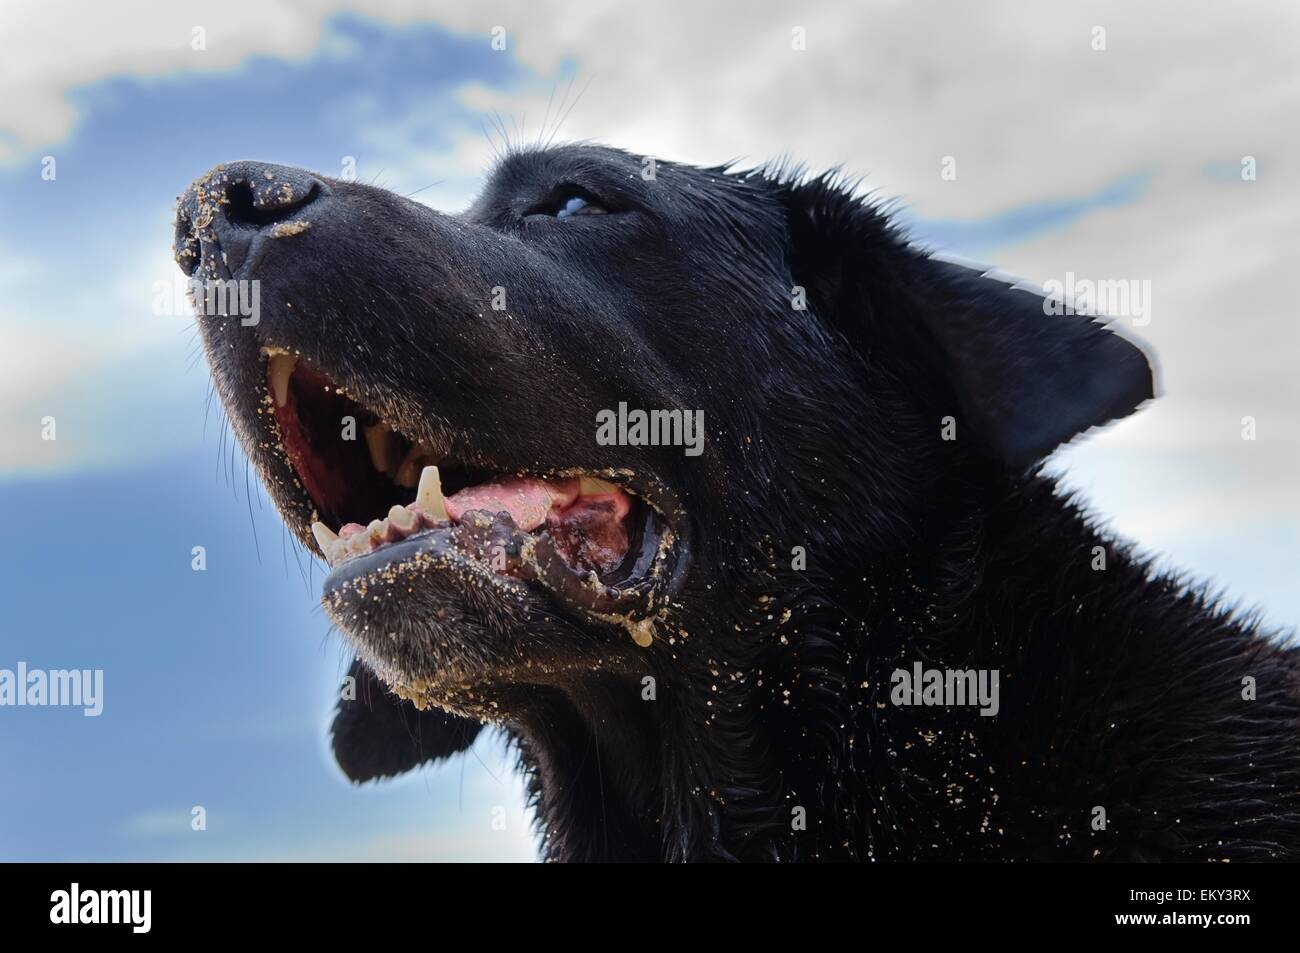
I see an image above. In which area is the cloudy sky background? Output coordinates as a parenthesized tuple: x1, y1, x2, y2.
(0, 0, 1295, 861)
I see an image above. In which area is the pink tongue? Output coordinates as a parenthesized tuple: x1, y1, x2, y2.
(445, 478, 580, 532)
(445, 477, 634, 574)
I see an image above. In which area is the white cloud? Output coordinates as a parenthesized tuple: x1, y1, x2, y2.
(5, 2, 1299, 208)
(0, 0, 341, 160)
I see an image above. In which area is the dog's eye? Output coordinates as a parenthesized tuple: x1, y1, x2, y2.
(557, 195, 605, 218)
(526, 188, 609, 219)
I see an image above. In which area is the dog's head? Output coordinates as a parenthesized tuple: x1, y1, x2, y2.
(178, 145, 1151, 833)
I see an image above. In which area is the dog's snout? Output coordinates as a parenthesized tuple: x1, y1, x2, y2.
(175, 161, 325, 277)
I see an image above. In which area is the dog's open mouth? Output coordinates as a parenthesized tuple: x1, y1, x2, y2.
(263, 349, 682, 640)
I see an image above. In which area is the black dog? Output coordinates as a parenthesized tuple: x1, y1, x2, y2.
(177, 144, 1300, 861)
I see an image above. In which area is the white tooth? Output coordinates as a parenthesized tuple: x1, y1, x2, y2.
(311, 521, 338, 554)
(579, 477, 620, 495)
(367, 519, 386, 541)
(268, 353, 297, 408)
(364, 424, 395, 474)
(388, 505, 416, 532)
(416, 465, 448, 521)
(347, 531, 373, 557)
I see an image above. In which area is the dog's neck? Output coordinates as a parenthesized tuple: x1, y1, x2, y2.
(505, 676, 664, 861)
(503, 462, 1268, 862)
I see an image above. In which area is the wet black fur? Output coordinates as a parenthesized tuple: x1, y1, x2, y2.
(185, 145, 1300, 862)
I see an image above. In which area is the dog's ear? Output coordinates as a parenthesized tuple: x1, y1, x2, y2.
(331, 657, 482, 782)
(781, 179, 1155, 469)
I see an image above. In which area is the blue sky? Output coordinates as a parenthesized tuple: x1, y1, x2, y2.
(1, 3, 1295, 861)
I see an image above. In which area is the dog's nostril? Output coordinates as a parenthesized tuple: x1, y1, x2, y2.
(176, 161, 326, 278)
(223, 177, 320, 229)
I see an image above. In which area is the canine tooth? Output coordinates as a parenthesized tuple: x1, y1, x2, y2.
(311, 521, 338, 552)
(388, 505, 416, 531)
(311, 522, 342, 566)
(579, 477, 620, 495)
(268, 353, 297, 408)
(416, 465, 448, 521)
(364, 424, 396, 474)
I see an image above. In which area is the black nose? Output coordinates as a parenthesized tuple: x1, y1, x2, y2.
(175, 161, 325, 278)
